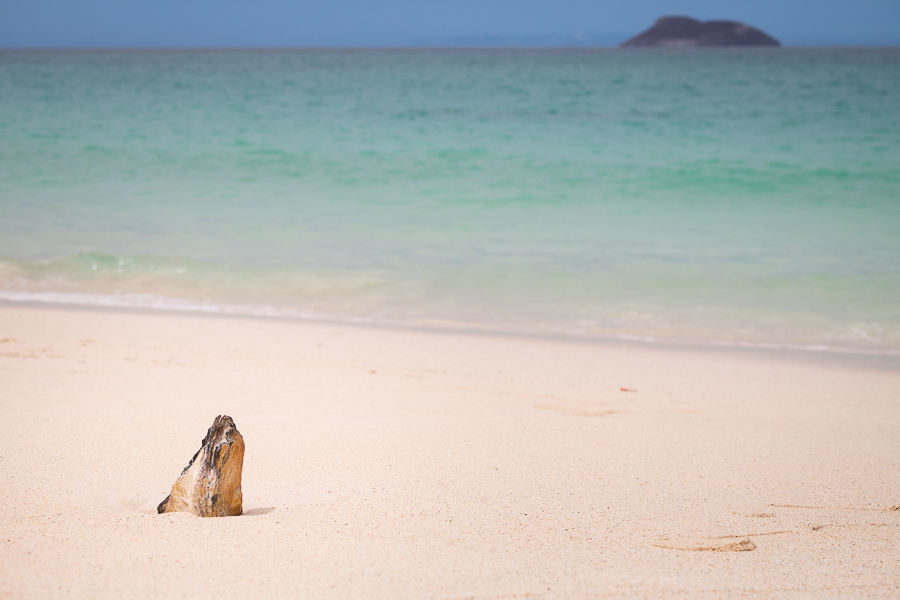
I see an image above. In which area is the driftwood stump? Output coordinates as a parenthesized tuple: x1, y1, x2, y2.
(158, 415, 244, 517)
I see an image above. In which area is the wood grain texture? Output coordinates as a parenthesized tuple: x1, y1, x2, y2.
(158, 415, 244, 517)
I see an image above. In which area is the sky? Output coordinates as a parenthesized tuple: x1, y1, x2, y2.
(0, 0, 898, 48)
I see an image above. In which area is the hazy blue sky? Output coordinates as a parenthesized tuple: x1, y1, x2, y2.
(1, 0, 897, 47)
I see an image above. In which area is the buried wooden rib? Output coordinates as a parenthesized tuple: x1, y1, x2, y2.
(654, 537, 757, 552)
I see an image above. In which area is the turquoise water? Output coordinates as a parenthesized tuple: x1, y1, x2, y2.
(1, 49, 899, 354)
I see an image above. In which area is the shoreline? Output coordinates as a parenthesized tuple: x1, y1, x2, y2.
(3, 297, 899, 373)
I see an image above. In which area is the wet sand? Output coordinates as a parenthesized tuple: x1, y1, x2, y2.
(0, 304, 898, 598)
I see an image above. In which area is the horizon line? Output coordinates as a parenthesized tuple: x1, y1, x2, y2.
(2, 44, 899, 51)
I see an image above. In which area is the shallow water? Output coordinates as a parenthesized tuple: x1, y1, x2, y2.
(1, 49, 899, 354)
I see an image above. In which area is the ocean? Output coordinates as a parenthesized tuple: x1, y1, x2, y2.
(1, 48, 899, 357)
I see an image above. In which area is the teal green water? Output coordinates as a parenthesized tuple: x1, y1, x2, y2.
(1, 49, 899, 353)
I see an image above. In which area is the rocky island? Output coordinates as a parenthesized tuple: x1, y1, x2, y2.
(621, 16, 780, 47)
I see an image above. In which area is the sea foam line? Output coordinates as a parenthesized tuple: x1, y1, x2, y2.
(0, 290, 325, 321)
(1, 289, 897, 358)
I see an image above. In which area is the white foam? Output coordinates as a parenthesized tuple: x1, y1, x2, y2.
(0, 290, 321, 320)
(1, 289, 897, 359)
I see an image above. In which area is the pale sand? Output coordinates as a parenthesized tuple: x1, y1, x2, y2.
(0, 304, 898, 599)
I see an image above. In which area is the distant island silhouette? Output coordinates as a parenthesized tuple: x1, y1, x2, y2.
(621, 16, 780, 47)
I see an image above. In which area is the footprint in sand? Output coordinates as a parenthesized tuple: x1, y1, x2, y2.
(661, 503, 900, 554)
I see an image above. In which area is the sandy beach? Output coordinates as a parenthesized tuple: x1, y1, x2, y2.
(0, 303, 898, 599)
